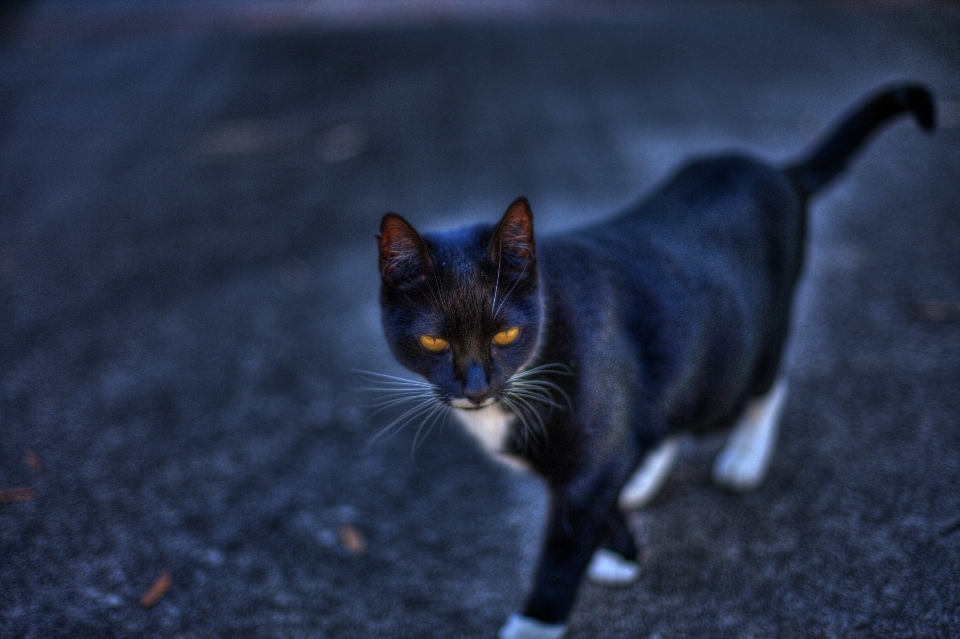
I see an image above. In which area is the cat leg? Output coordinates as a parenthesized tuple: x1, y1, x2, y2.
(618, 437, 679, 511)
(500, 464, 632, 639)
(587, 549, 641, 586)
(587, 509, 640, 586)
(499, 614, 568, 639)
(712, 378, 788, 491)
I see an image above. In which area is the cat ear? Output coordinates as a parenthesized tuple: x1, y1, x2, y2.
(378, 213, 431, 285)
(491, 197, 536, 269)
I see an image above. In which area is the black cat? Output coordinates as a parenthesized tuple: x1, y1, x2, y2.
(374, 84, 934, 639)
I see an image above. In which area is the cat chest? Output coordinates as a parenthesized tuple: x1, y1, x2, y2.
(452, 404, 529, 471)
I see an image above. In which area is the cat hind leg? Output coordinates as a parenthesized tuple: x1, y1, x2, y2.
(712, 378, 788, 491)
(618, 437, 680, 511)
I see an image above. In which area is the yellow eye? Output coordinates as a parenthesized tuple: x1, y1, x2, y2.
(419, 335, 449, 352)
(493, 326, 520, 346)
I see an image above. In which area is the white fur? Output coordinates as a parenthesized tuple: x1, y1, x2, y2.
(499, 614, 568, 639)
(450, 397, 494, 409)
(586, 548, 641, 586)
(453, 403, 529, 471)
(618, 436, 680, 511)
(712, 378, 788, 491)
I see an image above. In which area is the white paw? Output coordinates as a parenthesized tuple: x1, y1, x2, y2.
(498, 614, 568, 639)
(587, 548, 641, 586)
(712, 379, 787, 492)
(618, 437, 679, 511)
(712, 445, 766, 491)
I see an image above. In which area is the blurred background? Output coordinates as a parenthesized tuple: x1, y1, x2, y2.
(1, 1, 958, 637)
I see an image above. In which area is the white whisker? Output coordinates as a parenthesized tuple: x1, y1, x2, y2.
(365, 392, 437, 414)
(360, 368, 453, 456)
(501, 396, 539, 450)
(508, 389, 564, 410)
(493, 273, 525, 317)
(368, 397, 438, 444)
(352, 369, 434, 387)
(508, 393, 549, 444)
(509, 377, 571, 407)
(511, 383, 571, 407)
(512, 362, 573, 379)
(494, 358, 575, 455)
(356, 384, 433, 394)
(491, 239, 504, 313)
(411, 403, 449, 456)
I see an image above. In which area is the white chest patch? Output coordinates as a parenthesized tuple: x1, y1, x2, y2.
(452, 403, 530, 471)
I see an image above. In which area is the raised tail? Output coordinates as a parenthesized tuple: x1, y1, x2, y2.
(785, 84, 935, 197)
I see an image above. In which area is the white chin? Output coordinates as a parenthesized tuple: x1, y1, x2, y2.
(450, 397, 495, 409)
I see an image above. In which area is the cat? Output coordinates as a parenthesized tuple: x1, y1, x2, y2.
(374, 84, 934, 639)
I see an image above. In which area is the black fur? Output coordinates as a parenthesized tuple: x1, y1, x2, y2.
(375, 84, 934, 630)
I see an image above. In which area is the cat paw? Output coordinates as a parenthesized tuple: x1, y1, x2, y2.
(711, 446, 766, 491)
(587, 548, 641, 586)
(498, 614, 568, 639)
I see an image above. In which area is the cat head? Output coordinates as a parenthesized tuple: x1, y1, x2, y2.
(377, 198, 542, 409)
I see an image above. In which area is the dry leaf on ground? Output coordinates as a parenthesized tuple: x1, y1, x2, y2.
(25, 450, 42, 472)
(140, 570, 172, 608)
(0, 487, 36, 503)
(340, 523, 367, 555)
(914, 301, 960, 323)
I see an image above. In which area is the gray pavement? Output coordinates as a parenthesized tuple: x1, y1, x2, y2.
(1, 2, 959, 638)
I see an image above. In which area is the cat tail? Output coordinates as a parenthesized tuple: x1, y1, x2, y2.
(784, 83, 935, 197)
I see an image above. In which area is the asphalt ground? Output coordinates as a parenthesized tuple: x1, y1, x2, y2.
(1, 2, 959, 638)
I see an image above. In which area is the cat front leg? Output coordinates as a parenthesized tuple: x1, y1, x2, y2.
(500, 465, 632, 639)
(587, 508, 641, 586)
(499, 614, 568, 639)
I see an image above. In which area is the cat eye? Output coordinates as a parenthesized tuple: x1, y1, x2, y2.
(493, 326, 520, 346)
(419, 335, 449, 352)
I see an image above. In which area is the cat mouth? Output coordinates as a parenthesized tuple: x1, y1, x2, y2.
(449, 397, 497, 410)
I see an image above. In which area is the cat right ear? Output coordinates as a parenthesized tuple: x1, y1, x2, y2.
(491, 197, 536, 270)
(378, 213, 431, 286)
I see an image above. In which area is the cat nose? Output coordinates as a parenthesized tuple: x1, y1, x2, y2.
(463, 362, 491, 403)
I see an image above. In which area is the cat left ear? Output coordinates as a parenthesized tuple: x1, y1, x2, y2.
(491, 197, 536, 269)
(378, 213, 432, 286)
